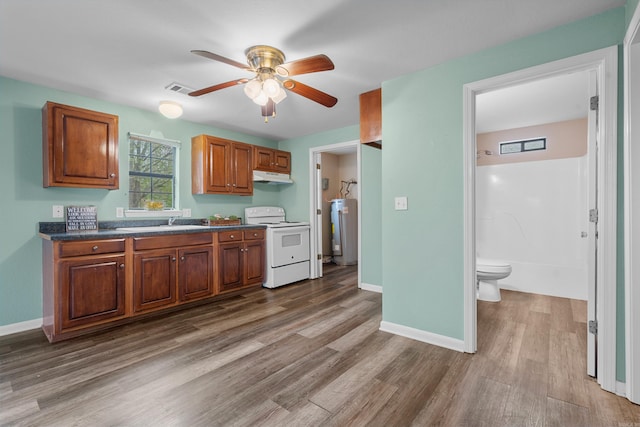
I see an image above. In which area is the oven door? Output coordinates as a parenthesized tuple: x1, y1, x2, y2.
(270, 226, 310, 267)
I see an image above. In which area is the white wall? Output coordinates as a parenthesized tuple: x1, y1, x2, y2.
(476, 156, 589, 300)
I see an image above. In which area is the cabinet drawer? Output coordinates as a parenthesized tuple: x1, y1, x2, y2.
(243, 229, 265, 240)
(58, 239, 125, 257)
(133, 233, 213, 251)
(218, 230, 243, 242)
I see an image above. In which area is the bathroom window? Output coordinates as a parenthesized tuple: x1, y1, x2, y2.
(499, 137, 546, 155)
(128, 132, 180, 210)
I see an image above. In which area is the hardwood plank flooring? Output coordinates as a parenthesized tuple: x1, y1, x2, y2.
(1, 267, 639, 426)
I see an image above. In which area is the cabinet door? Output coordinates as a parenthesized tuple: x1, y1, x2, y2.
(133, 249, 177, 313)
(43, 102, 119, 189)
(253, 146, 274, 171)
(218, 243, 243, 292)
(205, 137, 231, 193)
(231, 142, 253, 195)
(273, 150, 291, 174)
(60, 255, 125, 330)
(179, 246, 213, 301)
(359, 88, 382, 145)
(244, 240, 265, 285)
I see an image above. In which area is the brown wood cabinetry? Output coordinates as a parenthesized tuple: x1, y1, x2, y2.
(253, 146, 291, 174)
(41, 227, 265, 342)
(42, 238, 126, 342)
(132, 233, 214, 313)
(192, 134, 253, 195)
(217, 229, 265, 293)
(42, 102, 119, 189)
(359, 88, 382, 148)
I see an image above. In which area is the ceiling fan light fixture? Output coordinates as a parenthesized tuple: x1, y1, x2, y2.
(243, 79, 262, 99)
(158, 101, 183, 119)
(262, 78, 281, 98)
(271, 87, 287, 104)
(252, 91, 269, 106)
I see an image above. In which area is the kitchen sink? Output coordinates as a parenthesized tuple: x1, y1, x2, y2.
(116, 225, 210, 232)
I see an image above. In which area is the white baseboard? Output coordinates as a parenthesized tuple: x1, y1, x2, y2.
(359, 282, 382, 293)
(0, 318, 42, 337)
(616, 380, 627, 397)
(379, 320, 465, 352)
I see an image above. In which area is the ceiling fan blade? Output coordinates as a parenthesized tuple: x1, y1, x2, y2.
(189, 78, 249, 97)
(191, 50, 249, 70)
(276, 54, 334, 77)
(282, 80, 338, 107)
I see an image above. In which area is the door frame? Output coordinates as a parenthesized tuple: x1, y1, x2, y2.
(624, 3, 640, 404)
(308, 140, 361, 282)
(462, 46, 618, 393)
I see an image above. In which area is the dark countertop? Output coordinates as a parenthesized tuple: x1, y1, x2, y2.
(38, 220, 266, 241)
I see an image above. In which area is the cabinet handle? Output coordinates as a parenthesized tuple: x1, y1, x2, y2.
(110, 173, 116, 178)
(227, 183, 231, 187)
(230, 235, 235, 239)
(253, 233, 257, 237)
(92, 245, 99, 251)
(172, 257, 176, 262)
(181, 256, 185, 261)
(119, 263, 125, 269)
(232, 184, 236, 187)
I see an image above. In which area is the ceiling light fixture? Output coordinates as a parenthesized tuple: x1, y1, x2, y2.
(158, 101, 183, 119)
(243, 75, 287, 122)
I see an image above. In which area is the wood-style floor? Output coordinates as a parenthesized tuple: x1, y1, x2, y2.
(1, 264, 639, 426)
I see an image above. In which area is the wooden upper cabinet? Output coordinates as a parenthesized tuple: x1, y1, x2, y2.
(359, 88, 382, 148)
(42, 101, 119, 189)
(253, 146, 291, 174)
(192, 134, 253, 195)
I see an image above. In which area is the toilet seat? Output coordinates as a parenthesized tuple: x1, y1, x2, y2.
(477, 257, 511, 274)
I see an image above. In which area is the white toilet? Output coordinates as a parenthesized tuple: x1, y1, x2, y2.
(476, 258, 512, 302)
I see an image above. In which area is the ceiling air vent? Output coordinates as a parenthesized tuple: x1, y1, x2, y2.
(164, 82, 194, 95)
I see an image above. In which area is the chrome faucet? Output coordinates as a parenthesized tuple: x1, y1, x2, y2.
(168, 217, 176, 226)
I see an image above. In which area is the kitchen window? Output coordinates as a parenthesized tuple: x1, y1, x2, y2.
(128, 132, 180, 212)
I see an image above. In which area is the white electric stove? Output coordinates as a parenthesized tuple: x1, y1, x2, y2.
(245, 207, 311, 288)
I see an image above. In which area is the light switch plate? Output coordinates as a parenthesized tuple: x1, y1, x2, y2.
(116, 207, 124, 218)
(182, 208, 192, 217)
(394, 196, 408, 210)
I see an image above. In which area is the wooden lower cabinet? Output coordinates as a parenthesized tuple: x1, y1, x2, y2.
(218, 229, 265, 293)
(42, 228, 264, 342)
(179, 246, 214, 301)
(133, 249, 177, 313)
(60, 254, 125, 330)
(42, 238, 127, 342)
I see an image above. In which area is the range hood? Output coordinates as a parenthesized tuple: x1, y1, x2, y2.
(253, 170, 293, 184)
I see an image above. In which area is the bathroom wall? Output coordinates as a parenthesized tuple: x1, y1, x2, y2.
(476, 119, 589, 300)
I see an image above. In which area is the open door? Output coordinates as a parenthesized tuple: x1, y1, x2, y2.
(586, 69, 598, 377)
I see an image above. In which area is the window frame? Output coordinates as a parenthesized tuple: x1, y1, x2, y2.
(499, 137, 547, 155)
(126, 132, 182, 217)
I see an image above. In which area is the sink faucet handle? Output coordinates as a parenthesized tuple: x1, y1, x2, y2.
(168, 217, 176, 226)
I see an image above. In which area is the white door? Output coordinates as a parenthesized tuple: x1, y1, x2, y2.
(586, 69, 598, 377)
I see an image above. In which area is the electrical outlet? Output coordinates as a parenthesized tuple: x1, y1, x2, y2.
(52, 205, 64, 218)
(182, 208, 192, 218)
(116, 207, 124, 218)
(394, 196, 408, 211)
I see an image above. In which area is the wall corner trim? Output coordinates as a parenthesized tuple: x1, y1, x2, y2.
(379, 321, 465, 352)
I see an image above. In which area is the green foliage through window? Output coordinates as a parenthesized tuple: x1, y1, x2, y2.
(129, 137, 176, 209)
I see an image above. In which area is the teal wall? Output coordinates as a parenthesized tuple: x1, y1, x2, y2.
(361, 144, 382, 287)
(628, 0, 640, 29)
(0, 76, 280, 326)
(381, 6, 626, 367)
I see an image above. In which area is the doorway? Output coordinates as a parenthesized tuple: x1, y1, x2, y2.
(463, 46, 618, 393)
(624, 5, 640, 404)
(308, 140, 361, 281)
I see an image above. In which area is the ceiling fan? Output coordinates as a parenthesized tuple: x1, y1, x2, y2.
(189, 45, 337, 121)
